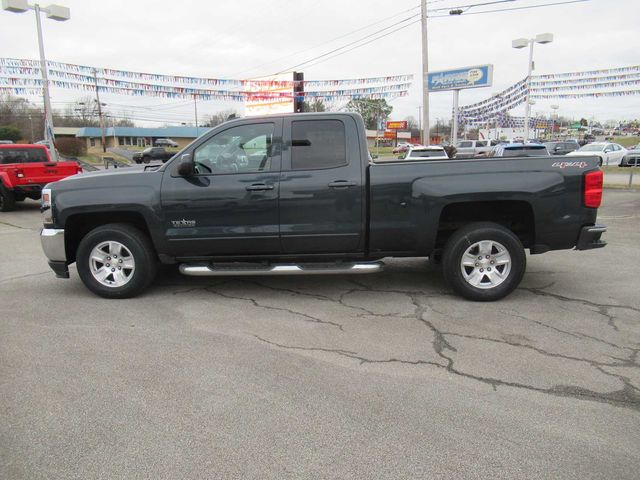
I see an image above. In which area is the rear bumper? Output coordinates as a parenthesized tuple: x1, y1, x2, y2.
(13, 184, 46, 195)
(576, 224, 607, 250)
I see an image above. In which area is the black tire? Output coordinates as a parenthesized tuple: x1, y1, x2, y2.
(76, 223, 158, 299)
(442, 222, 526, 302)
(0, 184, 16, 212)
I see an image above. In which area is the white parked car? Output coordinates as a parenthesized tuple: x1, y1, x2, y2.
(401, 146, 449, 160)
(566, 142, 627, 166)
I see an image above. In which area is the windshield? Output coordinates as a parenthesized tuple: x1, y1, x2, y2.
(502, 146, 549, 157)
(408, 150, 447, 158)
(0, 148, 49, 164)
(579, 144, 605, 152)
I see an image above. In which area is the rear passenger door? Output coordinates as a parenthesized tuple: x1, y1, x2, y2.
(279, 116, 365, 254)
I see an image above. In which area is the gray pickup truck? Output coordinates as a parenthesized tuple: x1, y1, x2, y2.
(40, 112, 606, 301)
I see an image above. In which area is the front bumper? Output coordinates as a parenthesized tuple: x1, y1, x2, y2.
(576, 224, 607, 250)
(40, 228, 69, 278)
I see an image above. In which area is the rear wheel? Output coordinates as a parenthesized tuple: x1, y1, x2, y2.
(442, 222, 526, 301)
(76, 223, 157, 298)
(0, 185, 16, 212)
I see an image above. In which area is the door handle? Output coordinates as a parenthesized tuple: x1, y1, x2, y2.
(246, 183, 274, 191)
(328, 180, 356, 188)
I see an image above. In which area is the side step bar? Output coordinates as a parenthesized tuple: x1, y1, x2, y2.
(179, 261, 384, 277)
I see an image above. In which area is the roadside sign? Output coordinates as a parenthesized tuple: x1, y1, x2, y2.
(427, 65, 493, 92)
(386, 121, 407, 130)
(383, 130, 396, 139)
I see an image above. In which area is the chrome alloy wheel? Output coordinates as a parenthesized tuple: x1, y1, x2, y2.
(460, 240, 512, 290)
(89, 241, 135, 287)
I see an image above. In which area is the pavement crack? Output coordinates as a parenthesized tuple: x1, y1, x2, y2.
(522, 286, 640, 332)
(0, 271, 51, 284)
(499, 309, 633, 351)
(0, 220, 34, 230)
(253, 334, 640, 411)
(174, 285, 344, 331)
(253, 335, 444, 367)
(440, 331, 632, 369)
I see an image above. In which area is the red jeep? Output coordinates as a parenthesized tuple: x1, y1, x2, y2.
(0, 144, 82, 212)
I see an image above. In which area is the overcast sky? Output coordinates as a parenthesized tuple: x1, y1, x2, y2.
(1, 0, 638, 126)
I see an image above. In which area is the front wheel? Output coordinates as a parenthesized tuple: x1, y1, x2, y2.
(76, 223, 158, 298)
(442, 222, 526, 301)
(0, 185, 16, 212)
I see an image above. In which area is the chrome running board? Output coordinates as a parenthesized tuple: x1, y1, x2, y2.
(179, 261, 384, 277)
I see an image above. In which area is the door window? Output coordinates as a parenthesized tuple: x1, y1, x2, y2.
(457, 141, 473, 148)
(193, 123, 274, 175)
(290, 120, 347, 170)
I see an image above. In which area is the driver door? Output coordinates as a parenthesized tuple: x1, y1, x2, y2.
(161, 119, 282, 257)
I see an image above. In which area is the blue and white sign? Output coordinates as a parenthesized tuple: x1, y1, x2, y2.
(427, 65, 493, 91)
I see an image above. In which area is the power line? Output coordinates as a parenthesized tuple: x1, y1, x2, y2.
(300, 18, 422, 71)
(273, 12, 422, 75)
(233, 5, 422, 77)
(428, 0, 516, 12)
(429, 0, 590, 17)
(276, 0, 590, 72)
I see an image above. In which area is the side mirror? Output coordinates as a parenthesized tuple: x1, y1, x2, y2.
(176, 154, 194, 177)
(371, 154, 379, 159)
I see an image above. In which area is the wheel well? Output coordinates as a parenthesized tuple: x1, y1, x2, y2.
(435, 201, 535, 249)
(64, 212, 153, 263)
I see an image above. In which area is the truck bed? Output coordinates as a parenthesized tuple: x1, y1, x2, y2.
(367, 155, 600, 256)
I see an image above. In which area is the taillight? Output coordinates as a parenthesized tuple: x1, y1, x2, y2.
(584, 170, 603, 208)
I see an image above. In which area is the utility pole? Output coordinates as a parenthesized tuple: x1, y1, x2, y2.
(417, 105, 422, 144)
(193, 94, 199, 137)
(92, 68, 106, 153)
(421, 0, 430, 146)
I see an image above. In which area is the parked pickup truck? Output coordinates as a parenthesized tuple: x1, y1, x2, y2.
(455, 139, 498, 158)
(132, 146, 176, 164)
(0, 144, 82, 212)
(40, 113, 606, 301)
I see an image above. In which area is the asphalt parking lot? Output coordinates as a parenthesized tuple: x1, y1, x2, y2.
(1, 189, 639, 479)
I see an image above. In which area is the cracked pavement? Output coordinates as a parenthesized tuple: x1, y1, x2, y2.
(1, 189, 639, 479)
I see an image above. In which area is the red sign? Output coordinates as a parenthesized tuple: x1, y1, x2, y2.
(386, 121, 407, 130)
(383, 130, 396, 139)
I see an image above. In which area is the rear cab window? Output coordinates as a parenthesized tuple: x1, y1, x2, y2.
(291, 119, 347, 170)
(0, 147, 49, 164)
(503, 146, 549, 157)
(407, 149, 447, 159)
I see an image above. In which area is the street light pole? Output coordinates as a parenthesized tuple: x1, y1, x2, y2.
(92, 69, 107, 153)
(32, 3, 58, 160)
(421, 0, 430, 146)
(2, 1, 70, 162)
(512, 33, 553, 143)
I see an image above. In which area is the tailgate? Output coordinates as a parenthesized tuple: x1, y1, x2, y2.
(8, 161, 81, 186)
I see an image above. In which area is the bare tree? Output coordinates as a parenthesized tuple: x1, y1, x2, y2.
(203, 109, 239, 128)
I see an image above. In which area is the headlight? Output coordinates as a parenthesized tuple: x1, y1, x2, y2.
(41, 188, 53, 224)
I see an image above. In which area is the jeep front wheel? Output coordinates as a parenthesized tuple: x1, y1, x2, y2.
(76, 223, 157, 298)
(0, 185, 16, 212)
